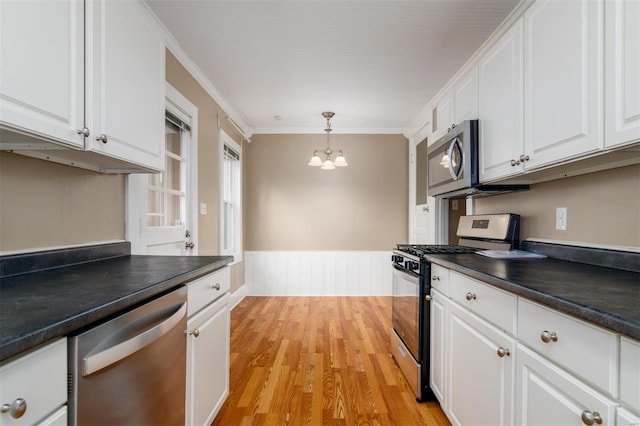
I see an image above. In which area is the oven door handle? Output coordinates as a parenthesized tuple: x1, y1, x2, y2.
(392, 264, 420, 283)
(82, 302, 187, 376)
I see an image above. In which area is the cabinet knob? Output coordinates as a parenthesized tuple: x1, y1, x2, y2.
(510, 159, 520, 167)
(496, 347, 511, 358)
(540, 330, 558, 343)
(77, 127, 90, 137)
(581, 410, 603, 425)
(519, 154, 530, 162)
(212, 283, 221, 291)
(425, 295, 432, 302)
(187, 329, 200, 338)
(431, 275, 440, 281)
(1, 398, 27, 419)
(465, 292, 476, 301)
(95, 134, 108, 144)
(185, 241, 195, 250)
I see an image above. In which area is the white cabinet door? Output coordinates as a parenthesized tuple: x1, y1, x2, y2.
(430, 288, 447, 408)
(454, 67, 478, 124)
(0, 0, 84, 148)
(86, 0, 165, 171)
(523, 0, 603, 169)
(515, 344, 617, 426)
(186, 293, 230, 426)
(605, 0, 640, 148)
(617, 407, 640, 426)
(478, 18, 525, 183)
(433, 94, 454, 142)
(447, 302, 515, 426)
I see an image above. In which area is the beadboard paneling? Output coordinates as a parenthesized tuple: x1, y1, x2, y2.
(244, 251, 392, 296)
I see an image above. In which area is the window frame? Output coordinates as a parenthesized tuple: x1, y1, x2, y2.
(218, 129, 242, 262)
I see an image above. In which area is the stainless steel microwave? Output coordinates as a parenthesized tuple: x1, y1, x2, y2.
(426, 120, 528, 198)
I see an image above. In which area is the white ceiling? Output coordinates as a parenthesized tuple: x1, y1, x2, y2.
(145, 0, 521, 134)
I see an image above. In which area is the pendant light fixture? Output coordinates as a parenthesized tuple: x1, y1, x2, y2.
(308, 111, 347, 170)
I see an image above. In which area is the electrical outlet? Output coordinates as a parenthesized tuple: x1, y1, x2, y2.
(199, 203, 207, 215)
(556, 207, 567, 230)
(451, 200, 459, 211)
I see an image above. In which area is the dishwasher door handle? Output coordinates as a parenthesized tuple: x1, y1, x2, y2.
(82, 302, 187, 376)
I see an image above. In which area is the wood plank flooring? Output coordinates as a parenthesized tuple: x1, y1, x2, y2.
(212, 297, 450, 425)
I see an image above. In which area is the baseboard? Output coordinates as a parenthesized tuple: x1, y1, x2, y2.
(229, 283, 249, 310)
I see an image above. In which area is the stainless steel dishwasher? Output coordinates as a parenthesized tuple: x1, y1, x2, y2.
(68, 286, 187, 425)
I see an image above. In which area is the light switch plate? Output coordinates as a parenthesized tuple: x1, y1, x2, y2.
(556, 207, 567, 230)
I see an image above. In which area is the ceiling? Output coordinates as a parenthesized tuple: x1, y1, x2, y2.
(145, 0, 521, 134)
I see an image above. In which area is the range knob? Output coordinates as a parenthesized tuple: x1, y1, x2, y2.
(408, 261, 419, 271)
(392, 255, 403, 264)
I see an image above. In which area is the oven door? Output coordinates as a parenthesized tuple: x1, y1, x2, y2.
(391, 265, 421, 360)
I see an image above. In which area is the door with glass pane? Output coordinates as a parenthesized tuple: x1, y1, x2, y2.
(127, 102, 196, 255)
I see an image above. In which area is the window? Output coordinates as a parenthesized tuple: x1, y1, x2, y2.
(219, 130, 242, 260)
(147, 111, 190, 228)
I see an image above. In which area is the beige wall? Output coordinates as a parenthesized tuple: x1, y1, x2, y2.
(166, 50, 245, 290)
(0, 152, 125, 252)
(244, 133, 408, 251)
(475, 164, 640, 248)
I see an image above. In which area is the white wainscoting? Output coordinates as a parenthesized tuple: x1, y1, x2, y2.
(244, 251, 393, 296)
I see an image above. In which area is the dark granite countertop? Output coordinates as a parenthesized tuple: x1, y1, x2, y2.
(0, 243, 233, 362)
(426, 248, 640, 340)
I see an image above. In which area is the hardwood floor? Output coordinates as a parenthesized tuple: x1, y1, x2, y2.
(212, 297, 450, 425)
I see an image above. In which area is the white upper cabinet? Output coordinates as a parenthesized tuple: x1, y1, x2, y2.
(478, 18, 524, 182)
(604, 0, 640, 148)
(432, 68, 479, 143)
(523, 0, 603, 169)
(0, 0, 84, 148)
(86, 0, 165, 171)
(432, 93, 455, 142)
(0, 0, 165, 173)
(453, 67, 478, 125)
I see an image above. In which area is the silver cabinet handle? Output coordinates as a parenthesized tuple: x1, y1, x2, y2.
(212, 283, 221, 291)
(465, 292, 476, 301)
(431, 275, 440, 281)
(77, 127, 90, 137)
(1, 398, 27, 419)
(510, 159, 520, 166)
(95, 134, 108, 144)
(187, 329, 200, 338)
(185, 241, 195, 250)
(581, 410, 603, 425)
(519, 154, 530, 162)
(540, 330, 558, 343)
(496, 347, 511, 358)
(82, 302, 186, 376)
(422, 205, 430, 212)
(425, 295, 432, 302)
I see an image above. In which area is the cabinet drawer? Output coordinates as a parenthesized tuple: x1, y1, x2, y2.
(450, 270, 516, 334)
(620, 337, 640, 410)
(430, 264, 450, 296)
(517, 298, 618, 395)
(187, 267, 230, 317)
(0, 339, 66, 426)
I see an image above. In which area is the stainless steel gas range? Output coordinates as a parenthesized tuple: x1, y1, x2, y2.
(390, 213, 521, 401)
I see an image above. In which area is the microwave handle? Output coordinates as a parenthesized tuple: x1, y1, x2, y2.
(448, 137, 463, 181)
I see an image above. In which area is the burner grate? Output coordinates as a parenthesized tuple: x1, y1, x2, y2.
(396, 244, 481, 256)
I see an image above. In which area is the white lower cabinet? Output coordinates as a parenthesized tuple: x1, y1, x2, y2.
(430, 288, 448, 407)
(617, 407, 640, 426)
(0, 339, 67, 426)
(447, 301, 515, 426)
(186, 287, 230, 426)
(515, 344, 617, 426)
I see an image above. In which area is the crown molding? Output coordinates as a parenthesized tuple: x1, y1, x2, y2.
(252, 127, 406, 135)
(143, 1, 252, 138)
